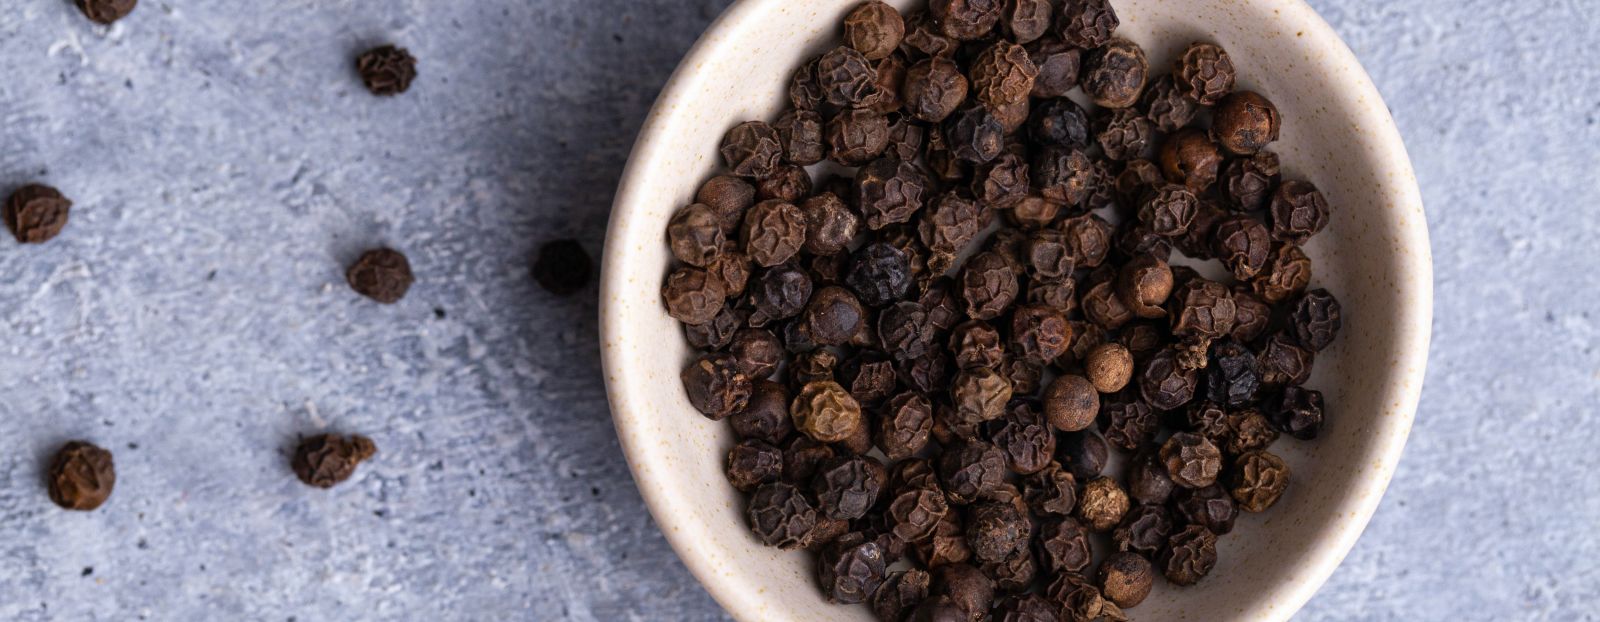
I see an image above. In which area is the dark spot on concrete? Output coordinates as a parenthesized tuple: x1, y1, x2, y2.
(136, 539, 148, 550)
(81, 567, 93, 577)
(613, 34, 623, 43)
(590, 487, 600, 497)
(434, 307, 447, 319)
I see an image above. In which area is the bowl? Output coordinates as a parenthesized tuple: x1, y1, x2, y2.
(600, 0, 1432, 619)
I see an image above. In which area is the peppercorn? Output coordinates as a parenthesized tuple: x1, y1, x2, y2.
(1098, 551, 1155, 608)
(773, 109, 825, 166)
(1091, 107, 1156, 164)
(1034, 516, 1093, 575)
(684, 304, 741, 350)
(1205, 339, 1263, 408)
(857, 156, 931, 229)
(793, 380, 866, 443)
(902, 57, 969, 123)
(899, 349, 953, 395)
(726, 439, 785, 492)
(812, 455, 888, 521)
(865, 52, 909, 115)
(347, 248, 415, 304)
(818, 534, 887, 604)
(966, 501, 1032, 564)
(1099, 391, 1158, 452)
(845, 1, 906, 60)
(4, 184, 72, 244)
(988, 401, 1056, 475)
(355, 45, 417, 96)
(971, 152, 1031, 211)
(751, 263, 815, 326)
(1161, 432, 1222, 489)
(938, 440, 1007, 505)
(879, 301, 937, 360)
(971, 41, 1038, 107)
(1258, 332, 1315, 387)
(1173, 199, 1225, 260)
(1119, 321, 1169, 363)
(829, 109, 893, 166)
(1138, 184, 1198, 239)
(1230, 287, 1272, 343)
(785, 436, 839, 484)
(666, 204, 725, 268)
(1022, 462, 1077, 516)
(1114, 253, 1172, 319)
(1173, 42, 1235, 105)
(1082, 38, 1148, 108)
(721, 120, 784, 178)
(796, 194, 857, 257)
(76, 0, 137, 24)
(729, 328, 784, 380)
(952, 366, 1014, 424)
(1026, 37, 1082, 99)
(1055, 0, 1119, 49)
(1078, 476, 1130, 531)
(696, 175, 756, 234)
(920, 191, 986, 269)
(1058, 429, 1109, 482)
(1084, 343, 1134, 393)
(873, 569, 932, 622)
(1160, 524, 1218, 585)
(818, 46, 882, 109)
(47, 441, 116, 510)
(885, 114, 928, 161)
(1126, 447, 1176, 504)
(1224, 408, 1279, 456)
(1027, 97, 1090, 150)
(1139, 347, 1198, 411)
(1159, 127, 1224, 193)
(1168, 277, 1237, 340)
(1251, 243, 1312, 304)
(1272, 386, 1325, 440)
(1141, 74, 1201, 132)
(1213, 90, 1281, 155)
(1113, 503, 1174, 557)
(1030, 145, 1094, 208)
(1042, 374, 1099, 432)
(930, 0, 1003, 40)
(1230, 450, 1291, 512)
(959, 251, 1020, 320)
(731, 380, 794, 445)
(1221, 150, 1281, 212)
(1289, 288, 1343, 351)
(901, 9, 959, 58)
(1211, 214, 1272, 280)
(944, 103, 1006, 164)
(1174, 483, 1239, 535)
(789, 55, 826, 110)
(1048, 572, 1127, 622)
(1080, 275, 1134, 330)
(1269, 180, 1331, 244)
(996, 593, 1057, 622)
(291, 434, 376, 489)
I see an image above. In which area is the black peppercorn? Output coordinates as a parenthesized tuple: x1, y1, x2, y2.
(1113, 503, 1174, 557)
(667, 203, 726, 268)
(721, 121, 784, 178)
(774, 108, 826, 166)
(1161, 431, 1223, 489)
(846, 242, 913, 307)
(291, 434, 376, 489)
(1269, 180, 1331, 244)
(1160, 524, 1219, 585)
(4, 184, 72, 244)
(1272, 386, 1325, 440)
(1054, 0, 1119, 49)
(47, 441, 116, 510)
(729, 327, 784, 379)
(726, 439, 785, 492)
(988, 401, 1056, 475)
(697, 175, 757, 234)
(845, 1, 907, 61)
(1081, 38, 1148, 109)
(1141, 74, 1201, 132)
(731, 380, 794, 445)
(1159, 127, 1225, 193)
(1173, 42, 1235, 105)
(1289, 288, 1343, 351)
(818, 46, 882, 109)
(356, 45, 417, 96)
(903, 57, 970, 123)
(748, 482, 818, 549)
(930, 0, 1004, 40)
(1213, 90, 1281, 155)
(873, 569, 932, 622)
(1098, 391, 1158, 452)
(1026, 37, 1082, 98)
(347, 248, 415, 304)
(1251, 243, 1312, 304)
(944, 104, 1007, 164)
(857, 156, 931, 229)
(1174, 483, 1239, 535)
(971, 41, 1039, 107)
(938, 440, 1007, 505)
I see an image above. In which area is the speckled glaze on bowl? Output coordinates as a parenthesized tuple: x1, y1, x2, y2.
(600, 0, 1431, 619)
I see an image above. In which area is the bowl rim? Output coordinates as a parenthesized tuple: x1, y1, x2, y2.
(600, 0, 1433, 619)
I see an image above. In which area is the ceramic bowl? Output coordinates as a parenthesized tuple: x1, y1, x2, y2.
(601, 0, 1431, 619)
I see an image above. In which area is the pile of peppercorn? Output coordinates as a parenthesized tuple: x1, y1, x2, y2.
(661, 0, 1342, 619)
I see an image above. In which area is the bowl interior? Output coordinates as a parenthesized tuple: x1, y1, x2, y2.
(602, 0, 1430, 620)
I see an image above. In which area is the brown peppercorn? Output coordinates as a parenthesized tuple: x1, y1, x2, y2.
(948, 320, 1003, 370)
(901, 9, 959, 58)
(1138, 184, 1198, 239)
(899, 349, 953, 395)
(874, 569, 933, 622)
(943, 103, 1006, 164)
(1026, 37, 1082, 98)
(1036, 517, 1099, 577)
(355, 45, 417, 96)
(845, 1, 906, 60)
(920, 191, 985, 269)
(47, 441, 116, 510)
(4, 184, 72, 244)
(1272, 385, 1326, 440)
(865, 53, 910, 115)
(731, 380, 794, 445)
(1054, 0, 1119, 49)
(696, 175, 756, 234)
(748, 482, 818, 549)
(729, 328, 784, 379)
(347, 248, 415, 304)
(1043, 374, 1099, 432)
(1114, 503, 1174, 557)
(1023, 462, 1077, 517)
(1098, 392, 1158, 452)
(726, 439, 785, 492)
(960, 251, 1020, 320)
(76, 0, 137, 24)
(972, 152, 1031, 211)
(1230, 287, 1272, 343)
(1174, 483, 1239, 535)
(1141, 74, 1201, 132)
(1002, 0, 1053, 43)
(1161, 432, 1223, 488)
(888, 482, 950, 545)
(1258, 332, 1316, 388)
(1011, 304, 1071, 364)
(930, 0, 1003, 40)
(721, 121, 784, 178)
(818, 46, 882, 109)
(938, 441, 1007, 505)
(1160, 524, 1219, 585)
(683, 304, 741, 350)
(793, 380, 865, 443)
(1221, 150, 1282, 212)
(1212, 214, 1273, 280)
(1173, 199, 1225, 260)
(681, 352, 752, 420)
(1027, 97, 1090, 149)
(1251, 243, 1312, 304)
(1290, 288, 1343, 351)
(1058, 429, 1110, 483)
(996, 593, 1057, 622)
(1030, 145, 1094, 208)
(801, 286, 866, 347)
(1082, 38, 1148, 109)
(1098, 552, 1155, 609)
(1115, 253, 1173, 319)
(1213, 90, 1281, 155)
(1047, 572, 1127, 622)
(741, 199, 807, 267)
(1127, 448, 1176, 504)
(1230, 450, 1291, 512)
(879, 301, 937, 360)
(667, 203, 725, 267)
(989, 401, 1057, 475)
(1222, 405, 1279, 453)
(902, 57, 969, 123)
(1078, 476, 1130, 531)
(813, 455, 888, 520)
(1269, 180, 1332, 244)
(796, 194, 857, 257)
(774, 109, 825, 166)
(1174, 42, 1236, 105)
(1027, 277, 1076, 312)
(784, 435, 839, 483)
(1094, 107, 1156, 162)
(291, 434, 376, 489)
(952, 366, 1014, 424)
(1159, 128, 1224, 193)
(967, 501, 1032, 563)
(884, 113, 928, 161)
(993, 98, 1033, 137)
(1139, 347, 1198, 411)
(1084, 343, 1134, 393)
(1168, 277, 1238, 339)
(790, 55, 826, 111)
(749, 263, 813, 324)
(856, 156, 930, 229)
(875, 392, 932, 461)
(971, 41, 1038, 107)
(1080, 276, 1133, 331)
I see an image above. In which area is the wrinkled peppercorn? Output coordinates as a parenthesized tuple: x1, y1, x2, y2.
(1211, 214, 1272, 280)
(729, 328, 783, 380)
(1028, 97, 1090, 149)
(930, 0, 1003, 40)
(697, 175, 757, 234)
(1047, 572, 1126, 622)
(1174, 42, 1235, 105)
(1027, 37, 1082, 99)
(1161, 432, 1222, 489)
(828, 109, 893, 167)
(1094, 107, 1156, 162)
(865, 52, 909, 115)
(774, 109, 826, 166)
(684, 304, 741, 350)
(818, 46, 882, 109)
(1023, 462, 1077, 516)
(819, 535, 888, 604)
(1174, 483, 1239, 535)
(952, 367, 1014, 424)
(938, 441, 1007, 505)
(873, 393, 930, 462)
(903, 57, 970, 125)
(722, 121, 784, 178)
(1113, 503, 1174, 557)
(845, 1, 907, 60)
(1224, 407, 1278, 456)
(1221, 150, 1281, 212)
(1081, 276, 1134, 330)
(1126, 447, 1175, 504)
(4, 184, 72, 244)
(1160, 524, 1218, 585)
(967, 501, 1032, 563)
(874, 569, 932, 622)
(1030, 145, 1094, 208)
(971, 41, 1038, 107)
(880, 301, 937, 360)
(1098, 551, 1154, 608)
(798, 286, 863, 347)
(920, 192, 986, 270)
(47, 441, 116, 510)
(1289, 288, 1343, 352)
(1168, 277, 1237, 340)
(813, 455, 888, 520)
(944, 104, 1006, 164)
(1259, 332, 1315, 387)
(1205, 339, 1262, 408)
(898, 349, 953, 395)
(347, 248, 415, 304)
(668, 204, 726, 269)
(1115, 253, 1172, 319)
(1159, 128, 1224, 193)
(786, 436, 839, 483)
(1034, 516, 1093, 576)
(790, 55, 826, 110)
(1272, 385, 1325, 440)
(1139, 347, 1198, 411)
(1269, 180, 1331, 244)
(1099, 392, 1158, 452)
(1252, 243, 1313, 304)
(1078, 476, 1131, 532)
(731, 380, 794, 445)
(989, 401, 1056, 475)
(1010, 304, 1071, 364)
(972, 152, 1031, 211)
(356, 45, 417, 96)
(794, 380, 866, 442)
(1140, 74, 1200, 132)
(885, 114, 928, 162)
(1082, 38, 1148, 108)
(1213, 90, 1281, 155)
(857, 157, 931, 229)
(845, 242, 912, 307)
(1055, 0, 1119, 49)
(727, 439, 785, 492)
(291, 434, 376, 489)
(960, 251, 1020, 320)
(1230, 450, 1290, 512)
(1138, 184, 1198, 239)
(796, 194, 856, 257)
(682, 353, 752, 420)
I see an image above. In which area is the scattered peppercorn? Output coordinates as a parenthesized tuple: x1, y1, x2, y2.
(76, 0, 137, 24)
(47, 441, 116, 510)
(291, 433, 376, 489)
(356, 45, 417, 96)
(4, 184, 72, 244)
(347, 248, 415, 304)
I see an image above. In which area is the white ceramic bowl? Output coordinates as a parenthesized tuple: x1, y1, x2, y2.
(601, 0, 1431, 619)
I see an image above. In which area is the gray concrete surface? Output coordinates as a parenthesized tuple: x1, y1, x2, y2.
(0, 0, 1594, 620)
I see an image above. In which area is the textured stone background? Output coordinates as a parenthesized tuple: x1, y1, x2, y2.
(0, 0, 1594, 620)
